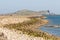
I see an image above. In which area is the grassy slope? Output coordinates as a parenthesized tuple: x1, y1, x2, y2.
(3, 18, 60, 40)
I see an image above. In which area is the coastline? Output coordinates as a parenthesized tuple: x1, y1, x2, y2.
(3, 17, 60, 40)
(0, 16, 60, 40)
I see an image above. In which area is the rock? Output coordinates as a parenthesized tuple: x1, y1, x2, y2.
(0, 32, 7, 40)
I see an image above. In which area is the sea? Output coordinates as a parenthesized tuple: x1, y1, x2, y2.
(40, 15, 60, 37)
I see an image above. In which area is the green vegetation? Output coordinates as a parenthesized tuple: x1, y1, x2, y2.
(3, 18, 59, 40)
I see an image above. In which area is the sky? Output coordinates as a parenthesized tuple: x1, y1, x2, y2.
(0, 0, 60, 14)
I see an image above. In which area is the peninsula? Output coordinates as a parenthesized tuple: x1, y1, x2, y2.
(0, 10, 60, 40)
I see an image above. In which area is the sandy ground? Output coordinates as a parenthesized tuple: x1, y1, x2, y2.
(0, 27, 45, 40)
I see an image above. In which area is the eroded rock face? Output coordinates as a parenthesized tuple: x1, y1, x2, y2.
(0, 32, 7, 40)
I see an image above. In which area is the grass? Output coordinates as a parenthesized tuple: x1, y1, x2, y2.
(3, 18, 60, 40)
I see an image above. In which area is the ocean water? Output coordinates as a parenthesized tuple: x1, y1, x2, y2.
(46, 15, 60, 25)
(40, 15, 60, 37)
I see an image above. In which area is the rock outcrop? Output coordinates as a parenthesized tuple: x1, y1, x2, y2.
(0, 32, 7, 40)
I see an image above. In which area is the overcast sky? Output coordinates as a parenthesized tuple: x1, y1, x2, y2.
(0, 0, 60, 14)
